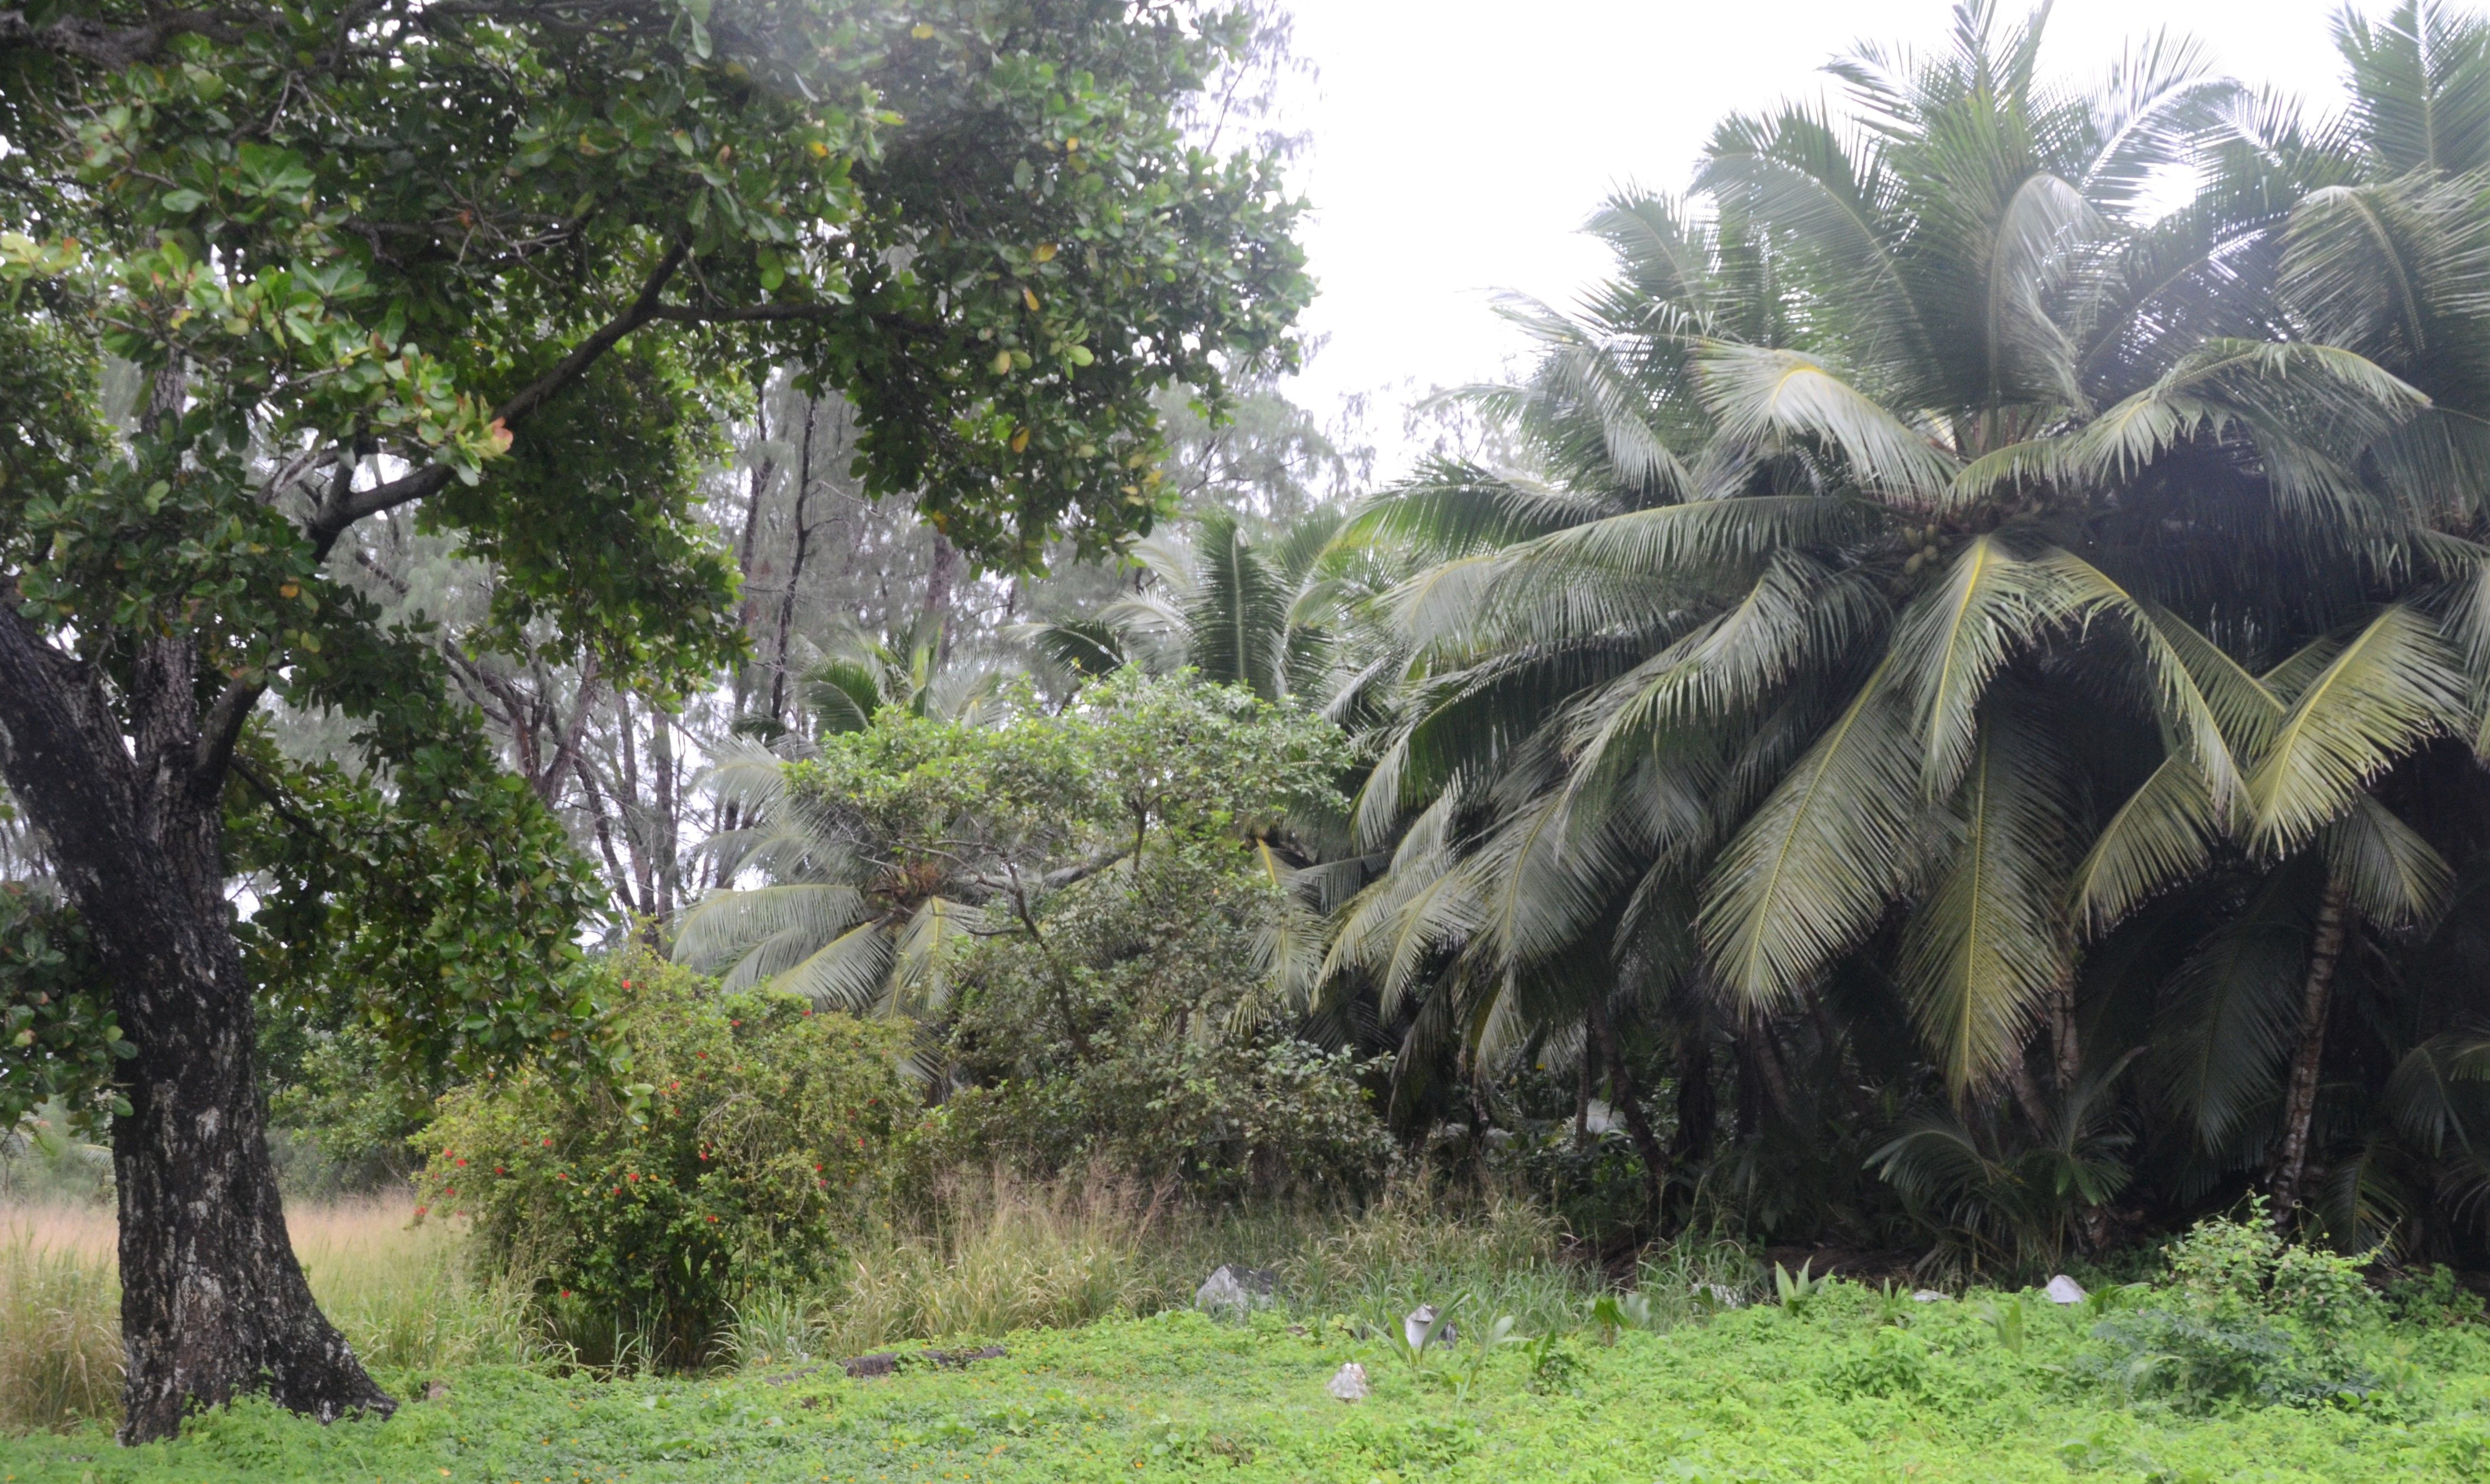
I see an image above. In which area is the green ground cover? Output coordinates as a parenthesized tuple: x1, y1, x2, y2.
(7, 1287, 2490, 1484)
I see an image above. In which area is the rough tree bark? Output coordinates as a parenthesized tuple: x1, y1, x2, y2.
(2270, 879, 2355, 1228)
(0, 614, 392, 1442)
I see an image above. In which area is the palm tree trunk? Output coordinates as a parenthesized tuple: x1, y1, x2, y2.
(2269, 879, 2354, 1228)
(1587, 996, 1666, 1218)
(2047, 966, 2080, 1098)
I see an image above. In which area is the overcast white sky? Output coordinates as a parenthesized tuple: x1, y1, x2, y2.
(1268, 0, 2362, 477)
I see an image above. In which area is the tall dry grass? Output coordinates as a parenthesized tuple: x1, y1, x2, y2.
(820, 1168, 1177, 1356)
(0, 1197, 543, 1434)
(721, 1166, 1620, 1366)
(5, 1169, 1664, 1431)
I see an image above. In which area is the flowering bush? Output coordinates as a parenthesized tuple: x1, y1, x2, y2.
(414, 956, 907, 1362)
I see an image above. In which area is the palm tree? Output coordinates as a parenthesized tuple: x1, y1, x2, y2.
(1327, 0, 2490, 1241)
(1020, 507, 1397, 714)
(672, 620, 1004, 1030)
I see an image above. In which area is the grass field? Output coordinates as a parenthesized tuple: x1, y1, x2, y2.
(8, 1190, 2490, 1482)
(4, 1290, 2490, 1482)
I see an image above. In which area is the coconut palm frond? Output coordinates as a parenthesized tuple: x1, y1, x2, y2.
(1694, 342, 1960, 503)
(2320, 793, 2453, 928)
(2246, 605, 2466, 854)
(1896, 700, 2079, 1092)
(1701, 656, 1920, 1011)
(769, 920, 899, 1014)
(671, 882, 871, 978)
(2072, 755, 2223, 938)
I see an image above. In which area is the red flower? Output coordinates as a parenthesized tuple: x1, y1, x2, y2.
(413, 1206, 429, 1216)
(560, 1289, 572, 1299)
(541, 1137, 554, 1147)
(455, 1158, 467, 1167)
(494, 1166, 505, 1175)
(705, 1214, 718, 1223)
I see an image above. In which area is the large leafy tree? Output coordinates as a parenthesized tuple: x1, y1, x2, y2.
(0, 0, 1306, 1439)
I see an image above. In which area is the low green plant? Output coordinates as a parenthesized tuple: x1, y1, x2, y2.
(1589, 1291, 1655, 1345)
(1773, 1259, 1824, 1316)
(1448, 1314, 1518, 1403)
(1520, 1329, 1584, 1393)
(1980, 1292, 2030, 1355)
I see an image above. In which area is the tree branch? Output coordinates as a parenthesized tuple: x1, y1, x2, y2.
(0, 6, 250, 67)
(187, 237, 693, 792)
(307, 234, 693, 550)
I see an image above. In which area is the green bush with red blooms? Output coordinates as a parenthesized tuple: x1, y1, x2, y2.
(414, 957, 908, 1362)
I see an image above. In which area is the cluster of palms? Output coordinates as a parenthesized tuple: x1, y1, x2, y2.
(683, 2, 2490, 1266)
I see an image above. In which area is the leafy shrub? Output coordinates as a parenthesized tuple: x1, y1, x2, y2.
(940, 848, 1392, 1199)
(415, 958, 908, 1363)
(2084, 1206, 2382, 1410)
(2389, 1263, 2487, 1326)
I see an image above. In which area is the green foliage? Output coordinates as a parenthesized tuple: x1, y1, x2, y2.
(414, 957, 909, 1363)
(680, 670, 1351, 1017)
(2391, 1264, 2490, 1326)
(941, 848, 1392, 1197)
(2085, 1207, 2390, 1410)
(0, 886, 129, 1134)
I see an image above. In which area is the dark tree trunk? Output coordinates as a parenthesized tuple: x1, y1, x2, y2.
(924, 531, 958, 660)
(1667, 1026, 1716, 1233)
(1671, 1028, 1715, 1168)
(2270, 879, 2354, 1228)
(0, 616, 390, 1442)
(1586, 995, 1667, 1219)
(767, 396, 819, 725)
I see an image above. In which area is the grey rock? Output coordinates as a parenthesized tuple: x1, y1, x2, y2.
(1693, 1283, 1746, 1309)
(1327, 1361, 1369, 1401)
(1403, 1303, 1457, 1349)
(1195, 1264, 1280, 1318)
(2044, 1274, 2087, 1305)
(1910, 1289, 1949, 1303)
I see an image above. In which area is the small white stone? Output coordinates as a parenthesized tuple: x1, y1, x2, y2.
(2044, 1274, 2087, 1305)
(1910, 1289, 1949, 1303)
(1326, 1361, 1369, 1401)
